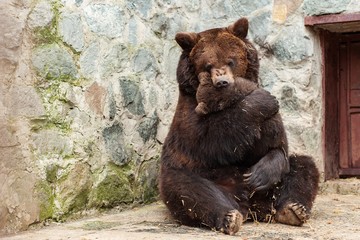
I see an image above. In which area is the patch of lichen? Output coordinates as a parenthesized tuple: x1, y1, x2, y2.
(30, 115, 72, 134)
(107, 152, 160, 205)
(45, 163, 93, 221)
(44, 72, 83, 86)
(134, 156, 160, 204)
(32, 74, 86, 134)
(45, 164, 59, 183)
(32, 0, 63, 45)
(31, 0, 84, 135)
(89, 163, 136, 208)
(32, 1, 79, 55)
(31, 64, 72, 134)
(33, 25, 61, 46)
(141, 177, 159, 204)
(55, 188, 91, 221)
(68, 188, 91, 212)
(34, 181, 55, 221)
(84, 140, 96, 158)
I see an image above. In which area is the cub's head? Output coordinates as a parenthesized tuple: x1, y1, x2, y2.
(175, 18, 259, 93)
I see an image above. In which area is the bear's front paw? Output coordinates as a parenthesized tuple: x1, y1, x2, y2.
(218, 209, 243, 235)
(275, 202, 309, 226)
(243, 170, 277, 193)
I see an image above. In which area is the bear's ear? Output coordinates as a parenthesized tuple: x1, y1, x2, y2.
(175, 32, 198, 51)
(228, 18, 249, 39)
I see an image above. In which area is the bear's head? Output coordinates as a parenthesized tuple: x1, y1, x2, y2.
(175, 18, 259, 95)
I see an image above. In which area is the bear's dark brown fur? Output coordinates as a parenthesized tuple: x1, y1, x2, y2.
(159, 18, 319, 235)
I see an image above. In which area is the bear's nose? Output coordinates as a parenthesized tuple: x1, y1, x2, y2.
(211, 68, 230, 87)
(216, 80, 229, 87)
(215, 77, 229, 88)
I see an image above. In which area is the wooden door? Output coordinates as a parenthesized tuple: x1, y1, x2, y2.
(307, 14, 360, 179)
(338, 33, 360, 176)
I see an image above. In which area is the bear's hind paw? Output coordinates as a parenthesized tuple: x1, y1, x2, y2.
(275, 202, 309, 226)
(219, 209, 243, 235)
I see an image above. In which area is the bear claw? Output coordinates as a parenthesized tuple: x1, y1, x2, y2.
(275, 202, 309, 226)
(220, 209, 243, 235)
(289, 203, 309, 222)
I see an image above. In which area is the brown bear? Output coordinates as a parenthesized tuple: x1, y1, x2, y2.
(195, 72, 261, 115)
(159, 18, 319, 235)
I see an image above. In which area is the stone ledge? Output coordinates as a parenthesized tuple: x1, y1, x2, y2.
(320, 178, 360, 195)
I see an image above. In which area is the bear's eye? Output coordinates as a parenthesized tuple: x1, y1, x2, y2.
(205, 63, 213, 72)
(227, 59, 235, 68)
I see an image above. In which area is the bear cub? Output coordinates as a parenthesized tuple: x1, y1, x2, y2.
(195, 72, 260, 115)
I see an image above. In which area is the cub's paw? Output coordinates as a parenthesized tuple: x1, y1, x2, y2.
(275, 202, 309, 226)
(198, 72, 211, 81)
(219, 210, 243, 235)
(195, 102, 209, 115)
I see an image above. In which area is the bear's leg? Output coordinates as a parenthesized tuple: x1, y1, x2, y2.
(274, 155, 320, 226)
(247, 190, 275, 223)
(160, 168, 243, 235)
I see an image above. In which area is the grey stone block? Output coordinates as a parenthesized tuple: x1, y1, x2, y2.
(59, 12, 85, 52)
(102, 122, 128, 166)
(28, 1, 54, 29)
(270, 25, 313, 63)
(32, 44, 77, 78)
(119, 77, 145, 116)
(133, 48, 158, 80)
(79, 42, 99, 77)
(249, 10, 271, 46)
(84, 4, 124, 38)
(138, 112, 159, 142)
(303, 0, 351, 16)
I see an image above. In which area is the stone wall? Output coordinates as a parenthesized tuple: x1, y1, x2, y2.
(1, 0, 359, 235)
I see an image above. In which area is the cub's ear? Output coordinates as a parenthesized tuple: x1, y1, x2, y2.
(228, 18, 248, 39)
(175, 32, 198, 51)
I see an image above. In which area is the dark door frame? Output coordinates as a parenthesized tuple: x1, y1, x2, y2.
(305, 13, 360, 180)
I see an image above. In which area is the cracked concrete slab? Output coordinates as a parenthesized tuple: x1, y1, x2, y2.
(3, 193, 360, 240)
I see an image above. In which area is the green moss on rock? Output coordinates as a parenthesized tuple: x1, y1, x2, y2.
(33, 26, 60, 45)
(45, 164, 59, 183)
(90, 163, 135, 208)
(93, 174, 133, 207)
(135, 158, 160, 203)
(31, 117, 72, 134)
(31, 0, 84, 136)
(55, 163, 92, 220)
(68, 188, 91, 212)
(34, 181, 55, 221)
(32, 0, 63, 45)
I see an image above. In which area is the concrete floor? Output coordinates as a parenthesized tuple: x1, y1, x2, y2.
(3, 191, 360, 240)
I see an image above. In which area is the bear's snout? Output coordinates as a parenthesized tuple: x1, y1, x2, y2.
(214, 76, 230, 88)
(211, 67, 234, 88)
